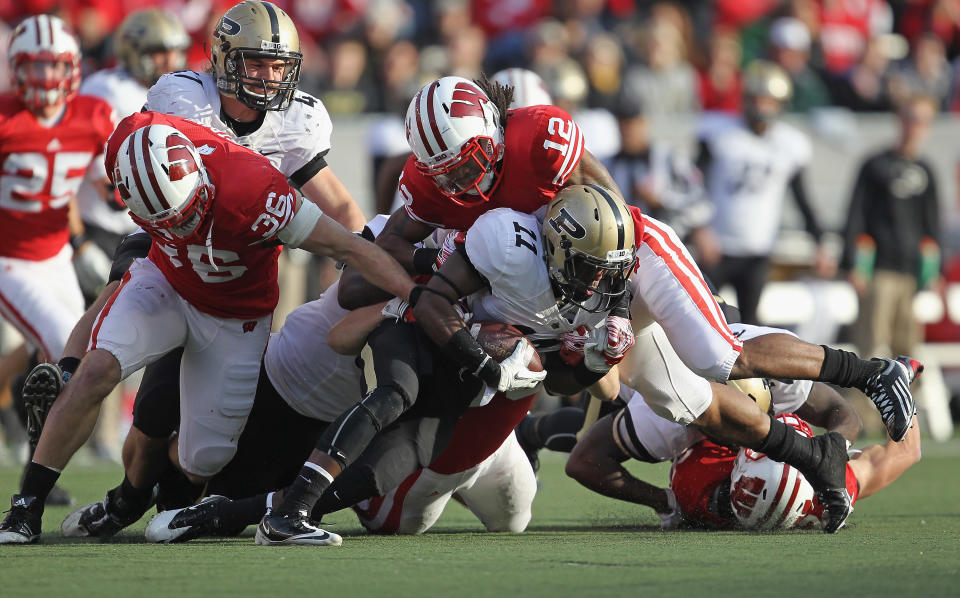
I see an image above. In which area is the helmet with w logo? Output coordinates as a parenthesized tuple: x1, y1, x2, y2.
(8, 15, 81, 110)
(542, 185, 637, 312)
(729, 414, 817, 530)
(405, 76, 504, 206)
(112, 125, 214, 239)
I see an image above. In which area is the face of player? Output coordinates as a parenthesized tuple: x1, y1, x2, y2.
(743, 94, 782, 131)
(431, 137, 500, 205)
(900, 99, 935, 157)
(240, 55, 297, 99)
(16, 59, 74, 113)
(149, 49, 186, 79)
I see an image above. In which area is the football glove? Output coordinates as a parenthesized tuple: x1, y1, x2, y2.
(559, 326, 589, 366)
(584, 316, 635, 373)
(436, 230, 467, 269)
(496, 341, 546, 393)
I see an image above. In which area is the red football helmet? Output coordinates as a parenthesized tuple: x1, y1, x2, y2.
(8, 15, 82, 110)
(112, 125, 214, 239)
(405, 76, 504, 206)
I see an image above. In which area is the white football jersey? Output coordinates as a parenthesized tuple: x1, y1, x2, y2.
(728, 323, 812, 415)
(699, 114, 812, 256)
(76, 67, 147, 234)
(264, 215, 391, 421)
(145, 71, 332, 181)
(463, 208, 606, 352)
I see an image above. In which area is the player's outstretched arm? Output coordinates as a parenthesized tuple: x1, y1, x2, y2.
(848, 416, 921, 500)
(299, 167, 367, 233)
(294, 207, 415, 304)
(794, 382, 862, 445)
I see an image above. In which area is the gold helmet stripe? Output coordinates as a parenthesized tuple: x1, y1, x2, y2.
(261, 1, 280, 44)
(587, 184, 625, 251)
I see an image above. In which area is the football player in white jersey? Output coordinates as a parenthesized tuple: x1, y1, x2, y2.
(256, 185, 632, 545)
(695, 60, 834, 325)
(74, 9, 190, 282)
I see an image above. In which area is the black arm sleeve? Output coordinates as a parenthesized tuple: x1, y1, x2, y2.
(289, 150, 329, 188)
(694, 140, 712, 181)
(109, 232, 152, 283)
(788, 171, 823, 242)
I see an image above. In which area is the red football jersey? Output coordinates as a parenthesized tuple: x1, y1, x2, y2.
(106, 111, 295, 320)
(428, 392, 535, 475)
(671, 430, 860, 530)
(0, 94, 115, 260)
(400, 104, 584, 231)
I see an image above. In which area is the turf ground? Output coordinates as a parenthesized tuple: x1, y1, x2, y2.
(0, 441, 958, 598)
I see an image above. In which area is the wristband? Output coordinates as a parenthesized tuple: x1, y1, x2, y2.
(413, 248, 441, 275)
(444, 328, 500, 388)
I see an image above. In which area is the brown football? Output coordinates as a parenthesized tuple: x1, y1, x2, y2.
(471, 321, 543, 371)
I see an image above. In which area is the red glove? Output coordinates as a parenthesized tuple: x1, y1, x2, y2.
(559, 326, 589, 366)
(436, 230, 467, 269)
(584, 316, 635, 372)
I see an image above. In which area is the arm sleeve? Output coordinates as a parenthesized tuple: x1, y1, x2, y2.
(840, 162, 870, 271)
(788, 171, 823, 241)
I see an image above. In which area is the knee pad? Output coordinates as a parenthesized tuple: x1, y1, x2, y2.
(179, 439, 237, 480)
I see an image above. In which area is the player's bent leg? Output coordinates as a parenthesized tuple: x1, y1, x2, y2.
(459, 434, 537, 533)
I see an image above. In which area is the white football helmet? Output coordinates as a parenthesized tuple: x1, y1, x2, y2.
(490, 68, 552, 109)
(405, 76, 504, 206)
(112, 125, 214, 239)
(7, 15, 81, 110)
(729, 414, 817, 530)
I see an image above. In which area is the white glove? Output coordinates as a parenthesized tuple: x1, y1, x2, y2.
(495, 340, 546, 394)
(382, 297, 412, 322)
(73, 242, 112, 296)
(658, 488, 683, 531)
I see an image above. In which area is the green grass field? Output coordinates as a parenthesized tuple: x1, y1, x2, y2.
(1, 442, 958, 598)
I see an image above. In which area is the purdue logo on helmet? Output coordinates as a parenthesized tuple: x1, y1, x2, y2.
(112, 125, 215, 239)
(115, 9, 189, 87)
(542, 185, 637, 313)
(210, 0, 302, 111)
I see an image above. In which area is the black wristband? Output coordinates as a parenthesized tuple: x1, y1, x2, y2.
(69, 234, 88, 251)
(413, 248, 440, 275)
(408, 284, 454, 308)
(444, 328, 500, 387)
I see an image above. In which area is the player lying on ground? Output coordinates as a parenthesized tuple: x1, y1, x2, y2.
(0, 115, 415, 544)
(566, 344, 921, 530)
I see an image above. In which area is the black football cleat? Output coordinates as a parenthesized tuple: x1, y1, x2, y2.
(61, 487, 154, 540)
(255, 511, 342, 546)
(864, 357, 923, 442)
(0, 494, 42, 544)
(145, 495, 240, 543)
(21, 363, 64, 447)
(801, 431, 852, 534)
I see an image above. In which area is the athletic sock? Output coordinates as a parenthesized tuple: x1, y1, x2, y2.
(538, 407, 587, 453)
(56, 357, 81, 384)
(758, 416, 829, 478)
(816, 346, 884, 391)
(215, 493, 270, 532)
(516, 415, 543, 449)
(310, 471, 379, 521)
(110, 475, 155, 517)
(20, 461, 60, 506)
(277, 462, 333, 516)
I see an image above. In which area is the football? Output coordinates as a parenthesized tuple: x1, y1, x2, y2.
(471, 321, 543, 372)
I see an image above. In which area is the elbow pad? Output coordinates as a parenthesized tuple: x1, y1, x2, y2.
(277, 199, 323, 248)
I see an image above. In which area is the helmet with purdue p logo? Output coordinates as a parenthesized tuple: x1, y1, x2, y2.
(542, 185, 637, 312)
(210, 0, 302, 111)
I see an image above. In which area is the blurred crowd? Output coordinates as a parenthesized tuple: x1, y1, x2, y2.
(5, 0, 960, 117)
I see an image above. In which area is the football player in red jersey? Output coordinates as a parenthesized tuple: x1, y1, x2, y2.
(0, 15, 114, 367)
(0, 112, 416, 544)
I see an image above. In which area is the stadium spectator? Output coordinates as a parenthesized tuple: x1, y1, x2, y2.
(623, 16, 699, 113)
(582, 33, 626, 111)
(815, 0, 893, 75)
(888, 33, 952, 110)
(768, 16, 831, 112)
(697, 29, 743, 113)
(831, 34, 895, 111)
(842, 94, 942, 361)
